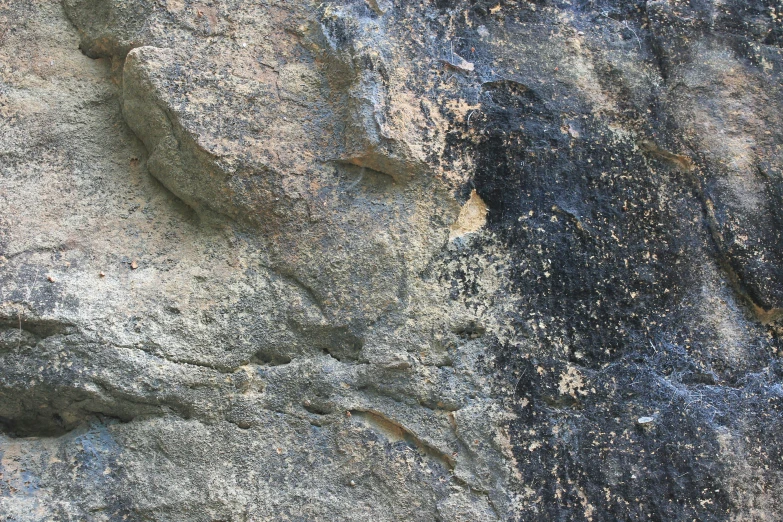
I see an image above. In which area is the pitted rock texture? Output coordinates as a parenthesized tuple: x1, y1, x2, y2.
(1, 0, 783, 520)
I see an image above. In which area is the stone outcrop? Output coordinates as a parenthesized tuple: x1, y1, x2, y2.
(1, 0, 782, 520)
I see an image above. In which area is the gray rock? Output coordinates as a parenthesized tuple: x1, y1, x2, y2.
(1, 0, 782, 520)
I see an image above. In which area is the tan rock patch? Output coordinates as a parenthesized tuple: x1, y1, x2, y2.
(449, 189, 488, 240)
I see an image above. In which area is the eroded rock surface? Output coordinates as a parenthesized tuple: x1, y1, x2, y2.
(1, 0, 782, 520)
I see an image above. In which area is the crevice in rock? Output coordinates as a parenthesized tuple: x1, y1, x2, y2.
(61, 0, 146, 61)
(250, 350, 292, 366)
(637, 139, 694, 172)
(302, 399, 334, 416)
(278, 273, 326, 316)
(0, 406, 133, 439)
(110, 341, 238, 373)
(349, 409, 456, 470)
(646, 5, 671, 82)
(332, 161, 398, 191)
(0, 318, 75, 340)
(417, 400, 461, 415)
(0, 412, 70, 438)
(288, 320, 364, 362)
(1, 245, 71, 262)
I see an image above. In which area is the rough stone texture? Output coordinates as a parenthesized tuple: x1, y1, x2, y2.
(1, 0, 782, 520)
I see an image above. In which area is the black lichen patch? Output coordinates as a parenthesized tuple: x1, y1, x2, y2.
(433, 1, 783, 518)
(460, 89, 701, 367)
(490, 335, 783, 521)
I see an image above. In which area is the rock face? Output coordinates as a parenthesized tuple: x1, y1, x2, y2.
(1, 0, 782, 520)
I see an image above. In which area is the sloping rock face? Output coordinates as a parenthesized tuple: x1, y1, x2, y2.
(1, 0, 782, 520)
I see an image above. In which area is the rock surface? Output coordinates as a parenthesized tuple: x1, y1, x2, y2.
(1, 0, 782, 520)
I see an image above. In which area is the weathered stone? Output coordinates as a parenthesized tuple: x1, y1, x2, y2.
(1, 0, 782, 520)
